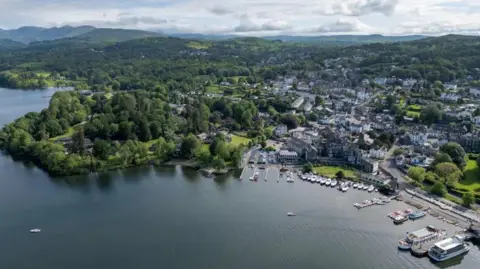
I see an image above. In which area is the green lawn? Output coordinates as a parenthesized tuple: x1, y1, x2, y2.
(313, 166, 357, 178)
(206, 85, 223, 94)
(186, 41, 211, 49)
(407, 104, 423, 111)
(49, 127, 75, 141)
(457, 160, 480, 193)
(406, 111, 420, 118)
(230, 135, 251, 146)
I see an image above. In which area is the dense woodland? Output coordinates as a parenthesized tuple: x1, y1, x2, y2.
(0, 34, 479, 90)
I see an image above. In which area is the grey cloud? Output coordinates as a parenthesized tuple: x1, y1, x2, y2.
(209, 6, 233, 16)
(111, 15, 169, 26)
(322, 0, 398, 17)
(309, 20, 362, 33)
(234, 20, 291, 32)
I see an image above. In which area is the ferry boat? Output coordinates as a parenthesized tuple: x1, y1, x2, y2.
(367, 185, 375, 192)
(353, 183, 358, 188)
(325, 178, 332, 186)
(428, 235, 470, 262)
(331, 179, 338, 188)
(408, 211, 427, 220)
(398, 226, 446, 250)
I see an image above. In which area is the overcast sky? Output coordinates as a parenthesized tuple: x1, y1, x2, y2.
(1, 0, 480, 35)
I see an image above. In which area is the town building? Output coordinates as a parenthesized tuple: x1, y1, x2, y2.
(277, 150, 298, 163)
(275, 125, 288, 137)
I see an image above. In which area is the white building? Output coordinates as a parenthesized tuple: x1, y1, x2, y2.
(350, 124, 363, 133)
(374, 77, 387, 86)
(409, 132, 428, 145)
(444, 83, 457, 90)
(369, 148, 387, 159)
(474, 116, 480, 126)
(303, 102, 313, 112)
(402, 78, 417, 88)
(291, 97, 305, 109)
(356, 91, 370, 100)
(275, 125, 288, 137)
(470, 88, 480, 97)
(277, 150, 298, 163)
(440, 93, 459, 102)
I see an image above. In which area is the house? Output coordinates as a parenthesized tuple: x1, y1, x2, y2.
(287, 137, 318, 161)
(473, 116, 480, 126)
(440, 93, 459, 102)
(303, 102, 313, 112)
(374, 77, 387, 86)
(395, 155, 405, 166)
(197, 133, 208, 141)
(291, 97, 305, 109)
(470, 88, 480, 97)
(369, 148, 387, 159)
(275, 125, 288, 137)
(79, 90, 92, 96)
(444, 83, 457, 90)
(356, 91, 370, 100)
(408, 132, 428, 145)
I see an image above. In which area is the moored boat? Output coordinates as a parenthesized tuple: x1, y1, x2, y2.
(353, 183, 358, 188)
(287, 212, 296, 216)
(408, 211, 427, 220)
(362, 184, 369, 190)
(394, 215, 409, 225)
(331, 179, 338, 187)
(30, 228, 41, 233)
(397, 226, 446, 250)
(428, 235, 470, 262)
(342, 185, 349, 192)
(319, 177, 326, 184)
(367, 185, 374, 192)
(325, 178, 332, 186)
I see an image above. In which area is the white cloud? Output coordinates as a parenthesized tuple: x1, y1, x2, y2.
(0, 0, 479, 35)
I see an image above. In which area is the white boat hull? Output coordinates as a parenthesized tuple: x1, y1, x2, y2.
(428, 246, 470, 262)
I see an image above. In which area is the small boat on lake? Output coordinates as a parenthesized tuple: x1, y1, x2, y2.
(319, 177, 326, 184)
(331, 179, 338, 188)
(325, 178, 332, 186)
(30, 229, 41, 233)
(287, 212, 296, 216)
(409, 211, 427, 220)
(394, 215, 409, 225)
(342, 184, 349, 192)
(367, 185, 375, 192)
(362, 184, 369, 191)
(353, 183, 358, 188)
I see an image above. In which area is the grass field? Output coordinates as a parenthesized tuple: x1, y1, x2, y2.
(406, 110, 420, 118)
(186, 41, 211, 49)
(49, 127, 75, 141)
(407, 104, 423, 111)
(206, 85, 223, 94)
(230, 135, 251, 146)
(457, 160, 480, 193)
(313, 166, 357, 178)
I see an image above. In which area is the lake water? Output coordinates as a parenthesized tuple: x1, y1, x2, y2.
(0, 87, 479, 269)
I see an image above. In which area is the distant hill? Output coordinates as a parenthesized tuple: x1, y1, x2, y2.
(73, 28, 160, 43)
(0, 26, 95, 43)
(169, 33, 428, 44)
(0, 39, 26, 49)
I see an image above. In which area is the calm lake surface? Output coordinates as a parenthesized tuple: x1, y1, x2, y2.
(0, 87, 479, 269)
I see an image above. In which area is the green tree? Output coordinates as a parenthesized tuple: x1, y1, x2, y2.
(408, 166, 426, 182)
(180, 134, 201, 159)
(335, 170, 345, 179)
(431, 153, 453, 167)
(196, 146, 212, 165)
(430, 182, 447, 197)
(70, 128, 85, 155)
(420, 104, 442, 125)
(303, 162, 313, 173)
(440, 142, 466, 169)
(393, 148, 405, 156)
(212, 156, 226, 169)
(435, 162, 462, 186)
(261, 140, 267, 148)
(93, 139, 112, 160)
(462, 192, 475, 207)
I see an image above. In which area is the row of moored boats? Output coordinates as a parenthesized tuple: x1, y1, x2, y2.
(301, 174, 377, 193)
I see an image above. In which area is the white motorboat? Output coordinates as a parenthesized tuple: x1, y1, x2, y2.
(342, 185, 349, 192)
(30, 229, 41, 233)
(362, 184, 369, 190)
(368, 185, 375, 192)
(319, 177, 326, 184)
(325, 178, 332, 186)
(357, 183, 364, 189)
(286, 177, 295, 183)
(287, 212, 296, 216)
(353, 183, 358, 188)
(331, 180, 338, 187)
(375, 188, 378, 192)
